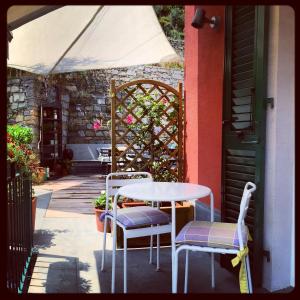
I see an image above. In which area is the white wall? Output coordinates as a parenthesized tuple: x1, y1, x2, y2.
(263, 5, 295, 291)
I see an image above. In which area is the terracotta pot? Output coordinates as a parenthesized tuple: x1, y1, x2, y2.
(32, 197, 37, 232)
(54, 162, 63, 176)
(121, 201, 146, 208)
(94, 208, 111, 232)
(62, 168, 68, 176)
(63, 148, 73, 160)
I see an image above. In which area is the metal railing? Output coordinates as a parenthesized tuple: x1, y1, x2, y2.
(7, 162, 34, 293)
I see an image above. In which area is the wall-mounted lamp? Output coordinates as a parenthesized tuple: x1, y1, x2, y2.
(191, 8, 220, 29)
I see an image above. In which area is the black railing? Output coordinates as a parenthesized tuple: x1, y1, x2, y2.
(7, 162, 34, 293)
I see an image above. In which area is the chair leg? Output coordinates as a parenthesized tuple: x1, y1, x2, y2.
(211, 253, 215, 289)
(174, 249, 179, 293)
(124, 236, 127, 293)
(149, 235, 153, 264)
(111, 222, 117, 293)
(245, 255, 253, 293)
(156, 232, 160, 271)
(101, 217, 108, 271)
(149, 232, 153, 264)
(184, 250, 189, 293)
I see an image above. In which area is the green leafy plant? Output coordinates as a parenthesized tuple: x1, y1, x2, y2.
(119, 92, 179, 182)
(160, 61, 184, 69)
(32, 167, 46, 184)
(7, 126, 39, 175)
(154, 5, 184, 40)
(7, 124, 33, 145)
(93, 190, 112, 210)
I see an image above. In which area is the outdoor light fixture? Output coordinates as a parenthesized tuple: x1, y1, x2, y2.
(191, 8, 220, 29)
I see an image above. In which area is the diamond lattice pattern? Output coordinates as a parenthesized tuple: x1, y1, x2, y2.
(111, 80, 183, 182)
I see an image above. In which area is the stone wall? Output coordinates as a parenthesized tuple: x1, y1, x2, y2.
(169, 38, 184, 58)
(56, 64, 184, 144)
(7, 76, 44, 152)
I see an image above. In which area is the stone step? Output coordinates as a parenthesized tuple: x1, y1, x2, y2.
(71, 162, 110, 175)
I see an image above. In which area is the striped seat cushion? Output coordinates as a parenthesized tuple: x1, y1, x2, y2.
(175, 221, 249, 249)
(100, 206, 170, 228)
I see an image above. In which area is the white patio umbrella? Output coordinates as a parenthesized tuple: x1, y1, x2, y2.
(7, 5, 180, 75)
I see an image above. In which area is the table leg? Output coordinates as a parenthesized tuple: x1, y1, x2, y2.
(171, 201, 176, 293)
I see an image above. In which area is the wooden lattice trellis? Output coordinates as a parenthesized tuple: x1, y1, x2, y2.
(111, 79, 183, 182)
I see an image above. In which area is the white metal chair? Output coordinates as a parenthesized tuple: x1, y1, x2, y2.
(100, 172, 172, 293)
(174, 182, 256, 293)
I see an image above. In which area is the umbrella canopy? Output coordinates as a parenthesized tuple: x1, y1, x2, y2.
(7, 5, 179, 75)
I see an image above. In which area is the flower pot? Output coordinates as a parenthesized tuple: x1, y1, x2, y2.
(63, 148, 74, 160)
(121, 201, 146, 208)
(94, 208, 111, 233)
(54, 162, 63, 177)
(62, 168, 68, 176)
(32, 197, 37, 232)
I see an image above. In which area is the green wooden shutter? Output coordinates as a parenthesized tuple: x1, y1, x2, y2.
(221, 5, 269, 287)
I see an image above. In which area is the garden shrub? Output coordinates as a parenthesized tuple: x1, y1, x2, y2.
(7, 124, 33, 145)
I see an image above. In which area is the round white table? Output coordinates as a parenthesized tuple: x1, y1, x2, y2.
(116, 181, 213, 293)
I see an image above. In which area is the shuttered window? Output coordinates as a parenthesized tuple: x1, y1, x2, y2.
(231, 6, 255, 132)
(222, 6, 268, 288)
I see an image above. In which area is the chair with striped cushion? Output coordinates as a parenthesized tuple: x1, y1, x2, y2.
(100, 172, 172, 293)
(174, 182, 256, 293)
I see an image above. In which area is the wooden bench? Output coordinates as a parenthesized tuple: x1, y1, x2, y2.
(66, 144, 111, 175)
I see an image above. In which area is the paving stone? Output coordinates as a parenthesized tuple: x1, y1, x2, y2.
(28, 285, 46, 293)
(41, 268, 78, 293)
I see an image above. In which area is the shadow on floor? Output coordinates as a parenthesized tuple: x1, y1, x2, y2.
(94, 247, 241, 293)
(29, 253, 92, 293)
(34, 229, 70, 249)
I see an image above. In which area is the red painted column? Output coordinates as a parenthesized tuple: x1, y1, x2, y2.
(184, 5, 225, 210)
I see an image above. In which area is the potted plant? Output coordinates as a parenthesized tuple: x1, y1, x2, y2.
(7, 125, 40, 176)
(93, 191, 112, 232)
(32, 167, 46, 184)
(62, 159, 72, 176)
(7, 125, 41, 233)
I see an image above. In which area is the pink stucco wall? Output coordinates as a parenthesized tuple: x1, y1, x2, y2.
(184, 5, 225, 209)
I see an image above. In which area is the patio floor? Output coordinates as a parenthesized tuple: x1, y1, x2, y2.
(28, 174, 260, 293)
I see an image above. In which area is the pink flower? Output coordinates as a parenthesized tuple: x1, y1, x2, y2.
(93, 119, 102, 130)
(125, 114, 133, 125)
(161, 97, 168, 105)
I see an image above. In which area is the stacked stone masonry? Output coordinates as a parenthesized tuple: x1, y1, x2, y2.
(7, 77, 44, 152)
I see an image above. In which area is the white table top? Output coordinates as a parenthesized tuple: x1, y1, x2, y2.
(118, 182, 211, 202)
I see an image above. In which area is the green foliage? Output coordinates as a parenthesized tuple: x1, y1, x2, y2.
(93, 191, 112, 210)
(7, 124, 33, 145)
(160, 61, 184, 69)
(152, 158, 178, 182)
(7, 125, 39, 175)
(122, 92, 179, 181)
(154, 5, 184, 40)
